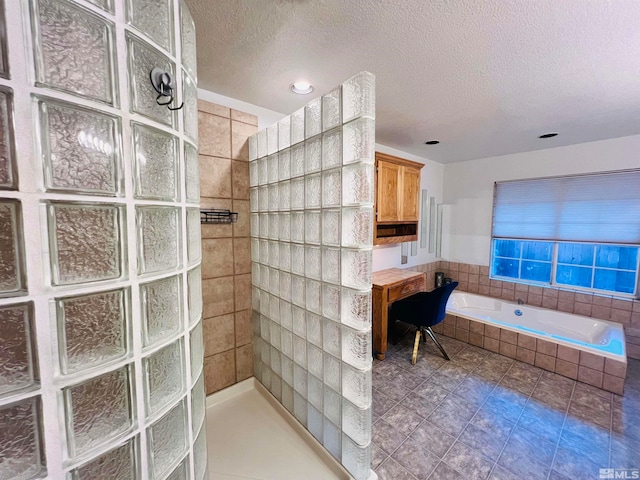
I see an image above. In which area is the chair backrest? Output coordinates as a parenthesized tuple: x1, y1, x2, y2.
(430, 281, 458, 324)
(390, 281, 459, 328)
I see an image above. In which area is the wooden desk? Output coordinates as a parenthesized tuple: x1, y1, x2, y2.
(372, 268, 427, 360)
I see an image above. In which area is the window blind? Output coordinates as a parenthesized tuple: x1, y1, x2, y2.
(492, 170, 640, 244)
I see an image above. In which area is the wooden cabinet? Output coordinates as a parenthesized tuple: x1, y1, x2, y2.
(374, 152, 424, 244)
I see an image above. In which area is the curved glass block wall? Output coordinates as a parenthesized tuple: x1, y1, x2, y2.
(249, 72, 376, 480)
(0, 0, 204, 478)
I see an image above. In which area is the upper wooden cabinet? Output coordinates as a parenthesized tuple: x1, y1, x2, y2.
(374, 152, 424, 244)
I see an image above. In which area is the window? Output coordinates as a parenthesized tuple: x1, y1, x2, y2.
(491, 170, 640, 297)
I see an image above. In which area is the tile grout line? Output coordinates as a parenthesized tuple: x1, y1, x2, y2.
(544, 378, 577, 480)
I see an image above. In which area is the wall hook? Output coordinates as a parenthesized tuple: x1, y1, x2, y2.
(149, 67, 184, 111)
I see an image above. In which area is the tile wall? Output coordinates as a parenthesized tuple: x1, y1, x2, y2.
(197, 100, 257, 394)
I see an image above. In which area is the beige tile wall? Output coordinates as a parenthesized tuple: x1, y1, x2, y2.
(198, 100, 258, 394)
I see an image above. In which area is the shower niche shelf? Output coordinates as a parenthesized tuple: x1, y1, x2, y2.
(200, 209, 238, 224)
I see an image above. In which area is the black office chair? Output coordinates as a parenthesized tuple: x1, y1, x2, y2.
(389, 282, 458, 364)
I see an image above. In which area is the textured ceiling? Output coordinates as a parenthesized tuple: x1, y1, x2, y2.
(185, 0, 640, 163)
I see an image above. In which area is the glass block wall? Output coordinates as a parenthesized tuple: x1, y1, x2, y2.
(249, 72, 376, 480)
(0, 1, 205, 479)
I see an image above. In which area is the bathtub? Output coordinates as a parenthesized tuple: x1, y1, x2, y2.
(441, 291, 627, 394)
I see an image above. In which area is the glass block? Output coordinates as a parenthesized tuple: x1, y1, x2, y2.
(180, 0, 197, 79)
(324, 387, 342, 427)
(279, 243, 291, 272)
(0, 201, 25, 295)
(257, 157, 268, 186)
(291, 244, 304, 275)
(321, 168, 341, 209)
(278, 116, 291, 150)
(188, 266, 202, 324)
(342, 207, 373, 248)
(305, 174, 322, 209)
(294, 391, 307, 426)
(291, 177, 305, 211)
(341, 288, 371, 330)
(308, 344, 323, 380)
(305, 98, 322, 139)
(126, 0, 173, 53)
(281, 328, 293, 360)
(324, 353, 341, 393)
(322, 129, 342, 172)
(268, 213, 279, 240)
(306, 312, 322, 347)
(38, 97, 122, 195)
(343, 117, 375, 165)
(280, 272, 291, 302)
(147, 399, 187, 479)
(322, 283, 341, 321)
(70, 437, 137, 480)
(290, 107, 305, 145)
(0, 303, 37, 396)
(186, 208, 201, 265)
(322, 209, 341, 247)
(64, 366, 132, 457)
(268, 154, 279, 184)
(305, 136, 322, 174)
(249, 157, 258, 187)
(271, 374, 282, 401)
(252, 288, 261, 312)
(250, 187, 259, 213)
(342, 326, 372, 370)
(260, 316, 270, 343)
(190, 322, 204, 381)
(279, 213, 291, 242)
(57, 290, 127, 374)
(34, 0, 117, 105)
(342, 363, 372, 409)
(143, 339, 185, 416)
(342, 71, 375, 123)
(47, 202, 124, 286)
(131, 122, 178, 200)
(249, 134, 258, 162)
(290, 143, 305, 178)
(182, 71, 198, 142)
(282, 382, 294, 413)
(322, 87, 342, 132)
(141, 275, 181, 348)
(251, 263, 260, 289)
(193, 420, 207, 480)
(268, 184, 279, 212)
(136, 206, 180, 275)
(278, 149, 291, 181)
(260, 292, 269, 317)
(269, 291, 280, 319)
(257, 129, 267, 158)
(306, 279, 322, 315)
(342, 435, 372, 480)
(291, 212, 305, 244)
(305, 246, 321, 280)
(342, 163, 374, 206)
(127, 32, 175, 126)
(250, 214, 259, 240)
(341, 248, 372, 290)
(267, 123, 278, 155)
(323, 319, 342, 358)
(292, 305, 306, 338)
(165, 457, 188, 480)
(280, 299, 292, 329)
(323, 418, 342, 461)
(270, 324, 281, 350)
(322, 248, 341, 285)
(308, 403, 323, 442)
(0, 397, 45, 479)
(0, 88, 16, 189)
(258, 185, 269, 212)
(282, 354, 294, 385)
(279, 181, 291, 211)
(259, 239, 269, 265)
(185, 143, 200, 202)
(305, 211, 322, 246)
(308, 373, 323, 411)
(191, 372, 205, 435)
(293, 333, 306, 368)
(259, 213, 269, 239)
(84, 0, 114, 14)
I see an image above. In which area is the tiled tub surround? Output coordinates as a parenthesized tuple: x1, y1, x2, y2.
(250, 72, 377, 480)
(371, 334, 640, 480)
(435, 292, 627, 394)
(0, 1, 205, 479)
(404, 260, 640, 360)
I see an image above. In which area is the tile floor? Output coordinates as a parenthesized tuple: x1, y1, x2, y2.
(372, 330, 640, 480)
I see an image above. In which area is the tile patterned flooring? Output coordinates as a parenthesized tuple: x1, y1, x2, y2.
(372, 331, 640, 480)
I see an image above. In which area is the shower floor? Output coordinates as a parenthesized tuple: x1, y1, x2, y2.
(205, 378, 352, 479)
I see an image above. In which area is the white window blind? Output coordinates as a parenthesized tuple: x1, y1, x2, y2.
(493, 170, 640, 244)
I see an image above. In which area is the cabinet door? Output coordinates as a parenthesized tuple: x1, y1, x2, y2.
(376, 161, 400, 222)
(399, 167, 420, 221)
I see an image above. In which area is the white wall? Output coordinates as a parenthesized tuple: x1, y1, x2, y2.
(372, 144, 444, 272)
(443, 134, 640, 265)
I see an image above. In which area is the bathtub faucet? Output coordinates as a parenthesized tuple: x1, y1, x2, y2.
(517, 297, 525, 305)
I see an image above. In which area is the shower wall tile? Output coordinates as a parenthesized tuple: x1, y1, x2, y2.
(232, 120, 257, 161)
(232, 160, 250, 199)
(236, 343, 254, 381)
(203, 313, 235, 356)
(233, 238, 252, 274)
(231, 108, 258, 126)
(0, 302, 37, 396)
(0, 87, 16, 190)
(200, 155, 231, 198)
(202, 277, 234, 318)
(199, 112, 231, 158)
(204, 350, 235, 394)
(0, 397, 46, 479)
(201, 238, 233, 279)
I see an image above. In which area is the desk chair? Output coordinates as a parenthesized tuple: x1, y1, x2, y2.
(389, 282, 458, 364)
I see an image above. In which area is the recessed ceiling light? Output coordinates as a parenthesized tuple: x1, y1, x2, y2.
(539, 133, 558, 139)
(290, 81, 314, 95)
(425, 140, 440, 145)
